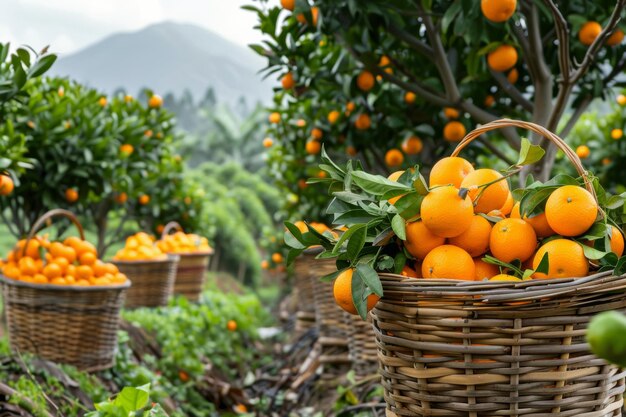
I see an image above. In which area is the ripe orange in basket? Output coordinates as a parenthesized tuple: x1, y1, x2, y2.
(401, 264, 420, 278)
(610, 226, 625, 257)
(532, 239, 588, 279)
(510, 203, 555, 238)
(76, 265, 93, 280)
(42, 263, 62, 280)
(421, 186, 474, 238)
(499, 193, 514, 216)
(489, 274, 520, 282)
(404, 220, 446, 260)
(545, 185, 598, 236)
(490, 218, 537, 263)
(387, 170, 406, 205)
(79, 252, 97, 266)
(461, 169, 509, 214)
(449, 215, 492, 257)
(422, 245, 475, 280)
(429, 157, 474, 188)
(474, 258, 499, 281)
(481, 0, 516, 22)
(333, 268, 379, 315)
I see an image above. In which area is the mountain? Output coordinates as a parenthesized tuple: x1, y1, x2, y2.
(50, 21, 273, 105)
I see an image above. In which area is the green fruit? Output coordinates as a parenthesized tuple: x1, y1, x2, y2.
(587, 311, 626, 367)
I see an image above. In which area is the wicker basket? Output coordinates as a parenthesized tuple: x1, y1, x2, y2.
(293, 251, 317, 334)
(343, 311, 379, 378)
(0, 209, 130, 371)
(308, 248, 351, 378)
(113, 255, 179, 308)
(161, 222, 212, 302)
(372, 120, 626, 416)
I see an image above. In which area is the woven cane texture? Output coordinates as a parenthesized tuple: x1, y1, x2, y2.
(1, 275, 130, 371)
(172, 253, 211, 301)
(343, 311, 379, 378)
(293, 252, 317, 334)
(113, 255, 179, 308)
(373, 272, 626, 417)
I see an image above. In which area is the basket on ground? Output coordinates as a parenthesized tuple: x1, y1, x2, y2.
(342, 311, 378, 378)
(0, 209, 130, 371)
(113, 255, 179, 308)
(293, 250, 317, 334)
(372, 120, 626, 417)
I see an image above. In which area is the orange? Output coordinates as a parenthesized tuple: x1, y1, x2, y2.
(499, 193, 514, 216)
(484, 95, 495, 107)
(311, 127, 323, 140)
(234, 404, 248, 414)
(50, 277, 67, 285)
(387, 171, 406, 205)
(105, 263, 119, 275)
(379, 55, 392, 73)
(79, 252, 97, 266)
(401, 265, 420, 278)
(404, 221, 446, 260)
(449, 215, 492, 257)
(144, 129, 153, 138)
(602, 157, 611, 165)
(346, 101, 356, 113)
(18, 257, 38, 276)
(421, 186, 474, 238)
(354, 113, 371, 130)
(385, 149, 404, 167)
(52, 257, 70, 273)
(443, 121, 466, 142)
(481, 0, 516, 22)
(618, 95, 626, 106)
(305, 140, 321, 154)
(0, 175, 14, 195)
(281, 72, 294, 89)
(58, 87, 65, 97)
(487, 45, 518, 72)
(402, 136, 422, 155)
(115, 192, 128, 204)
(20, 275, 35, 283)
(120, 144, 134, 156)
(75, 240, 97, 257)
(33, 274, 47, 284)
(579, 22, 602, 46)
(489, 218, 537, 263)
(124, 94, 133, 103)
(268, 112, 281, 124)
(42, 263, 62, 280)
(607, 29, 625, 46)
(346, 145, 357, 156)
(60, 246, 77, 263)
(333, 268, 380, 315)
(327, 110, 340, 124)
(510, 202, 555, 238)
(227, 320, 237, 331)
(3, 264, 20, 279)
(280, 0, 294, 10)
(139, 194, 150, 205)
(611, 129, 623, 140)
(49, 242, 66, 258)
(24, 240, 41, 259)
(272, 252, 283, 263)
(66, 264, 76, 277)
(356, 71, 375, 92)
(507, 68, 519, 84)
(443, 107, 460, 119)
(461, 168, 510, 214)
(404, 91, 416, 104)
(76, 265, 93, 280)
(474, 258, 499, 281)
(93, 261, 108, 277)
(296, 6, 319, 26)
(148, 94, 163, 108)
(429, 157, 474, 188)
(98, 97, 107, 107)
(545, 185, 598, 236)
(576, 145, 590, 158)
(261, 260, 269, 269)
(489, 274, 520, 282)
(422, 245, 475, 280)
(610, 226, 625, 257)
(297, 119, 306, 127)
(532, 239, 589, 279)
(63, 236, 82, 249)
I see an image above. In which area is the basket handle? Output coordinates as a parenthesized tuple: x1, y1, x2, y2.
(23, 209, 85, 257)
(450, 118, 596, 201)
(161, 221, 183, 240)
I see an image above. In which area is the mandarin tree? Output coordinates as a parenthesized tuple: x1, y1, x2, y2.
(248, 0, 626, 218)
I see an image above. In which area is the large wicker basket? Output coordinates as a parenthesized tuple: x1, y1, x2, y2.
(293, 251, 317, 334)
(372, 120, 626, 416)
(113, 255, 179, 308)
(161, 222, 212, 302)
(1, 209, 130, 371)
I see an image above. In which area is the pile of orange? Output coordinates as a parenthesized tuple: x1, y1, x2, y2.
(113, 232, 167, 261)
(156, 231, 212, 254)
(0, 236, 126, 286)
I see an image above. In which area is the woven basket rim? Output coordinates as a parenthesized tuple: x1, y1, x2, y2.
(0, 274, 131, 291)
(166, 250, 214, 257)
(378, 270, 626, 302)
(111, 255, 180, 265)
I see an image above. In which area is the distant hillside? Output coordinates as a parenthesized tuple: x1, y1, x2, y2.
(50, 21, 273, 105)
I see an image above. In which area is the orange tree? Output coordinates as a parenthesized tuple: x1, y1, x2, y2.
(248, 0, 626, 218)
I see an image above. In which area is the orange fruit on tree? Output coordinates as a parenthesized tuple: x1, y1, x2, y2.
(487, 45, 518, 72)
(346, 101, 356, 112)
(144, 129, 153, 138)
(576, 145, 590, 158)
(311, 127, 323, 140)
(387, 170, 406, 205)
(124, 94, 133, 103)
(490, 218, 537, 263)
(532, 239, 588, 279)
(484, 95, 495, 107)
(98, 97, 107, 107)
(449, 215, 492, 257)
(422, 245, 475, 280)
(617, 94, 626, 106)
(281, 72, 294, 89)
(305, 140, 321, 154)
(296, 6, 319, 26)
(227, 320, 237, 331)
(421, 185, 474, 238)
(610, 225, 625, 257)
(268, 112, 281, 124)
(507, 68, 519, 84)
(346, 145, 357, 156)
(65, 188, 79, 203)
(401, 264, 420, 278)
(295, 119, 306, 127)
(272, 252, 283, 263)
(607, 29, 625, 46)
(354, 113, 371, 130)
(404, 220, 446, 260)
(115, 192, 128, 204)
(280, 0, 294, 10)
(139, 194, 150, 205)
(402, 136, 422, 155)
(262, 137, 273, 148)
(148, 94, 163, 108)
(474, 258, 500, 281)
(443, 107, 460, 119)
(510, 202, 555, 238)
(385, 149, 404, 167)
(443, 121, 466, 142)
(429, 156, 474, 188)
(611, 129, 623, 140)
(579, 21, 602, 46)
(461, 169, 509, 214)
(333, 268, 380, 314)
(404, 91, 416, 104)
(327, 110, 340, 124)
(120, 144, 134, 156)
(545, 185, 598, 236)
(356, 70, 375, 92)
(480, 0, 516, 22)
(0, 175, 14, 195)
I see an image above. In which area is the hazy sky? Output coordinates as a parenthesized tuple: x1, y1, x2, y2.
(1, 0, 267, 56)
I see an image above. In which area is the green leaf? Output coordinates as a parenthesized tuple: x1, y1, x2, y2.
(284, 231, 305, 249)
(581, 222, 607, 241)
(114, 384, 150, 413)
(582, 243, 609, 260)
(516, 138, 545, 166)
(377, 255, 394, 271)
(332, 224, 366, 254)
(413, 174, 429, 196)
(284, 221, 304, 243)
(351, 171, 411, 196)
(394, 193, 423, 219)
(356, 263, 383, 297)
(287, 248, 304, 265)
(346, 225, 367, 261)
(351, 269, 369, 320)
(534, 252, 549, 274)
(393, 252, 407, 274)
(28, 54, 57, 78)
(391, 214, 406, 240)
(519, 187, 555, 217)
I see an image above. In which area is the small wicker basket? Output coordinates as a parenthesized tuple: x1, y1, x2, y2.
(0, 209, 130, 371)
(293, 251, 317, 334)
(113, 255, 179, 308)
(372, 120, 626, 416)
(343, 311, 379, 378)
(161, 222, 212, 302)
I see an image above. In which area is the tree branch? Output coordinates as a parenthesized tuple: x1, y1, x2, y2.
(489, 69, 534, 113)
(541, 0, 571, 82)
(388, 26, 433, 57)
